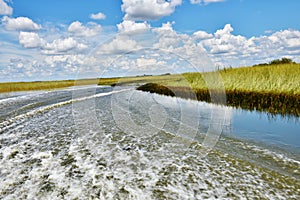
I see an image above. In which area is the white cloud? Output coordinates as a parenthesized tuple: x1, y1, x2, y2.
(0, 0, 12, 15)
(44, 55, 84, 69)
(264, 30, 273, 34)
(193, 30, 213, 40)
(97, 35, 140, 54)
(3, 17, 300, 82)
(215, 24, 233, 37)
(152, 22, 188, 50)
(103, 55, 168, 74)
(190, 0, 225, 4)
(90, 12, 106, 20)
(19, 32, 45, 48)
(2, 16, 41, 31)
(68, 21, 101, 37)
(270, 30, 300, 49)
(43, 37, 87, 54)
(191, 25, 300, 66)
(136, 58, 157, 67)
(199, 24, 248, 54)
(121, 0, 182, 20)
(4, 54, 84, 81)
(152, 21, 175, 34)
(17, 29, 88, 54)
(117, 20, 150, 34)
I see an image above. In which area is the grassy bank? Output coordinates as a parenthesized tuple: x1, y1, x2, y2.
(0, 74, 179, 93)
(0, 79, 100, 93)
(137, 63, 300, 117)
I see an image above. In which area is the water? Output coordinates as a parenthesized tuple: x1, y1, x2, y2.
(0, 85, 299, 199)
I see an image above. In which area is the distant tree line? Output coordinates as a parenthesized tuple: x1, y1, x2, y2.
(253, 57, 296, 67)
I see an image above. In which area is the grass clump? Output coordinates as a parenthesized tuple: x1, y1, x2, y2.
(137, 83, 175, 96)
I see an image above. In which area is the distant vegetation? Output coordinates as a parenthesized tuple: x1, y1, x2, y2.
(0, 75, 179, 93)
(253, 57, 296, 67)
(0, 79, 99, 93)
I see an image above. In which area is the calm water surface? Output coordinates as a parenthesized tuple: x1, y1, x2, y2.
(0, 85, 299, 199)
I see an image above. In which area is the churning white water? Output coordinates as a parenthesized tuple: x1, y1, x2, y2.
(0, 86, 299, 199)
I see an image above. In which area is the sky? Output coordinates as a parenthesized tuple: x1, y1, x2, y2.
(1, 0, 300, 81)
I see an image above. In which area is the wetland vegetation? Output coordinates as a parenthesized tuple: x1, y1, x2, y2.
(136, 59, 300, 117)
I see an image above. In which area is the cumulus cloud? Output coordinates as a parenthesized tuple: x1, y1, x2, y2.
(152, 22, 188, 50)
(197, 24, 258, 63)
(137, 57, 167, 71)
(97, 35, 140, 54)
(121, 0, 182, 20)
(136, 58, 157, 66)
(152, 21, 175, 34)
(4, 54, 85, 81)
(4, 17, 300, 81)
(215, 24, 233, 36)
(193, 30, 213, 40)
(43, 37, 87, 54)
(90, 12, 106, 20)
(117, 20, 150, 34)
(152, 23, 300, 68)
(18, 31, 87, 54)
(19, 32, 45, 48)
(0, 0, 12, 15)
(190, 0, 225, 4)
(269, 30, 300, 49)
(68, 21, 101, 37)
(44, 55, 84, 70)
(191, 25, 300, 66)
(2, 16, 41, 31)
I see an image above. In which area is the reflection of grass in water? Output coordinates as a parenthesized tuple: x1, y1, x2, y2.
(136, 63, 300, 117)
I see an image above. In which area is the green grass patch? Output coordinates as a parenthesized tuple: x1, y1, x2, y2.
(137, 63, 300, 117)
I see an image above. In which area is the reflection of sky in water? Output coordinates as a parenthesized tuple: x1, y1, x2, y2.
(151, 91, 300, 152)
(149, 90, 299, 153)
(232, 109, 300, 152)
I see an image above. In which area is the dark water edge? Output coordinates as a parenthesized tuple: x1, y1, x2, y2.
(136, 83, 300, 118)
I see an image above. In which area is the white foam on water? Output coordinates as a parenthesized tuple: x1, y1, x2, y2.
(0, 88, 131, 133)
(0, 91, 46, 103)
(1, 88, 299, 199)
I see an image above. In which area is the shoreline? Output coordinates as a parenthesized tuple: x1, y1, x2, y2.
(0, 79, 103, 93)
(137, 83, 300, 117)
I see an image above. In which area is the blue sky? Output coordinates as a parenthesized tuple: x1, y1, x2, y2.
(1, 0, 300, 81)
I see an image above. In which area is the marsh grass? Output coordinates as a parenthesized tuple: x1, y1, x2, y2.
(180, 63, 300, 94)
(0, 79, 99, 93)
(137, 63, 300, 117)
(98, 74, 182, 86)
